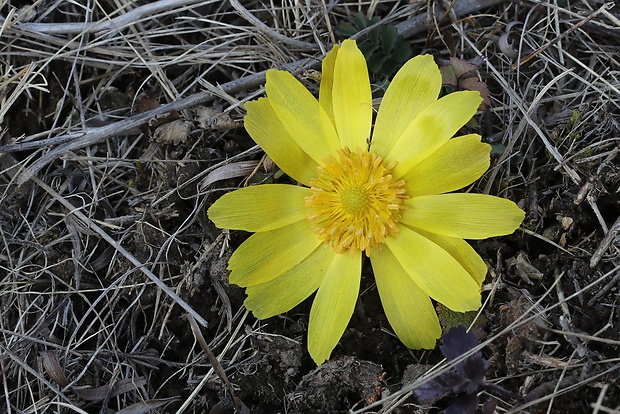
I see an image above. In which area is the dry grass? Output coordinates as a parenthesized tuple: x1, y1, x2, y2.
(1, 0, 619, 413)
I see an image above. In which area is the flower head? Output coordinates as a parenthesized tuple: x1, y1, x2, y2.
(306, 147, 407, 255)
(208, 40, 524, 364)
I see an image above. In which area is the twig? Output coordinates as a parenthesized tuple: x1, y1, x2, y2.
(545, 326, 620, 346)
(187, 314, 248, 413)
(590, 212, 620, 268)
(394, 0, 506, 38)
(0, 355, 11, 414)
(587, 267, 620, 307)
(2, 0, 212, 35)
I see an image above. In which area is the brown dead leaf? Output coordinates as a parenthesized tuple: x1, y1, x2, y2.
(506, 252, 543, 284)
(151, 119, 192, 145)
(194, 106, 239, 130)
(73, 377, 147, 401)
(40, 351, 69, 388)
(200, 160, 260, 191)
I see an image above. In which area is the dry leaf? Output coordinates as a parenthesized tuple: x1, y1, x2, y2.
(194, 106, 239, 130)
(200, 161, 260, 191)
(40, 351, 70, 388)
(73, 377, 148, 401)
(506, 252, 543, 284)
(152, 119, 192, 145)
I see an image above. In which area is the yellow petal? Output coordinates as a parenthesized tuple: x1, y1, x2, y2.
(412, 228, 488, 286)
(319, 43, 340, 125)
(371, 55, 442, 158)
(228, 220, 320, 287)
(208, 184, 311, 232)
(266, 70, 340, 163)
(308, 251, 361, 364)
(402, 194, 525, 239)
(331, 39, 372, 150)
(402, 134, 491, 197)
(386, 90, 483, 179)
(245, 243, 336, 319)
(245, 98, 319, 185)
(370, 247, 441, 349)
(385, 226, 481, 311)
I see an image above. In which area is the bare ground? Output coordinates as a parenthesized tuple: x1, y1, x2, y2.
(0, 0, 619, 413)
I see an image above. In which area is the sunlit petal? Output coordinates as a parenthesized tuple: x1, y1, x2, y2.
(371, 247, 441, 348)
(228, 220, 320, 287)
(319, 43, 340, 125)
(386, 91, 483, 178)
(208, 184, 311, 232)
(245, 98, 319, 185)
(402, 194, 525, 239)
(372, 55, 442, 158)
(266, 70, 340, 163)
(308, 252, 362, 364)
(402, 134, 490, 197)
(385, 226, 481, 311)
(412, 228, 488, 286)
(332, 39, 372, 150)
(245, 243, 336, 319)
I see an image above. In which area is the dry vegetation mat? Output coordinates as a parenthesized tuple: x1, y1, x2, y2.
(1, 0, 620, 413)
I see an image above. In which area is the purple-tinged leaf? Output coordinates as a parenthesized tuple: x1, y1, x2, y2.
(440, 325, 478, 361)
(445, 393, 479, 414)
(460, 353, 489, 393)
(414, 370, 464, 402)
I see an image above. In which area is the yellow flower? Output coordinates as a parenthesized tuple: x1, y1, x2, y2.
(208, 40, 524, 364)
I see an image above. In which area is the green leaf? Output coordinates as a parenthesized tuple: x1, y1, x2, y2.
(336, 13, 414, 76)
(392, 38, 412, 63)
(380, 25, 397, 54)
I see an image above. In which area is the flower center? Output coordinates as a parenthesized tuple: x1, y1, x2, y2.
(340, 186, 367, 214)
(305, 147, 408, 256)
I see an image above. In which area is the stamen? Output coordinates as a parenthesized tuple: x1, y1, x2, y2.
(305, 147, 408, 256)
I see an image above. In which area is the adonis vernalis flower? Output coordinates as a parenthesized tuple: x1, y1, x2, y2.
(208, 40, 524, 364)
